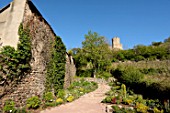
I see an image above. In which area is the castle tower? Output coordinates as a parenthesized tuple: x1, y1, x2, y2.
(112, 37, 123, 50)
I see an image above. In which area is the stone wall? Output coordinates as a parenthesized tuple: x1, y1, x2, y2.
(0, 1, 56, 107)
(0, 0, 76, 109)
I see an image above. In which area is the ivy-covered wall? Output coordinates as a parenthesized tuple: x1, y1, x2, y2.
(0, 1, 75, 110)
(45, 36, 66, 94)
(0, 2, 67, 108)
(0, 23, 32, 109)
(0, 24, 31, 95)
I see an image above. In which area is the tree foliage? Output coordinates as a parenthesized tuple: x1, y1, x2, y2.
(112, 38, 170, 62)
(73, 31, 112, 77)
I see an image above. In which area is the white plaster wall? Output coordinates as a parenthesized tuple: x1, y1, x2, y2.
(0, 7, 10, 44)
(1, 0, 27, 49)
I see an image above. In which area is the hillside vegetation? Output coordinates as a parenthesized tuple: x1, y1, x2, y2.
(72, 33, 170, 112)
(112, 38, 170, 62)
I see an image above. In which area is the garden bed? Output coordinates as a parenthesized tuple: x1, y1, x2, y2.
(102, 82, 165, 113)
(2, 79, 98, 113)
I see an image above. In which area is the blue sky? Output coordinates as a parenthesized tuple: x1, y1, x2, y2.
(1, 0, 170, 50)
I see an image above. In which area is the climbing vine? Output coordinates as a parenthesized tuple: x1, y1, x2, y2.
(45, 36, 66, 95)
(0, 24, 31, 83)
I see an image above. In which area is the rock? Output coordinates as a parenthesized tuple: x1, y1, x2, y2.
(106, 105, 113, 113)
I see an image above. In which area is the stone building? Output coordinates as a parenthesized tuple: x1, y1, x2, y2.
(0, 0, 76, 107)
(112, 37, 123, 50)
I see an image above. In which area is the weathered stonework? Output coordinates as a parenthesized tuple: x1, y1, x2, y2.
(112, 37, 123, 50)
(0, 0, 76, 108)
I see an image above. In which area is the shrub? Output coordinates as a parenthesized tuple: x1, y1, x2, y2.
(78, 87, 84, 92)
(96, 71, 111, 80)
(57, 89, 65, 99)
(136, 95, 146, 104)
(102, 96, 113, 103)
(66, 95, 74, 102)
(15, 107, 27, 113)
(56, 98, 64, 104)
(44, 102, 56, 108)
(136, 102, 148, 113)
(3, 100, 16, 113)
(77, 69, 92, 77)
(26, 96, 41, 109)
(112, 66, 144, 85)
(153, 107, 164, 113)
(123, 98, 133, 105)
(112, 106, 122, 113)
(43, 92, 54, 102)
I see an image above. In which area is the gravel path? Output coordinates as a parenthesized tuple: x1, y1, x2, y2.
(40, 82, 110, 113)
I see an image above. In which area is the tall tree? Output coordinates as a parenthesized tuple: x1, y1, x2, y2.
(80, 31, 112, 77)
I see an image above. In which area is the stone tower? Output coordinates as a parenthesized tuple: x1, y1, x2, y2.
(112, 37, 123, 50)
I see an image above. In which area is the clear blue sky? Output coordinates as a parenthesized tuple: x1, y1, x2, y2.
(1, 0, 170, 50)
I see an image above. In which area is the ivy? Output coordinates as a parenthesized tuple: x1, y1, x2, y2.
(0, 24, 31, 83)
(45, 36, 66, 95)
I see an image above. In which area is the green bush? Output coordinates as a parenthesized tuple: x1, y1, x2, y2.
(122, 66, 144, 84)
(43, 102, 56, 107)
(26, 96, 41, 109)
(96, 71, 112, 80)
(57, 89, 66, 99)
(43, 92, 54, 102)
(3, 100, 16, 113)
(113, 66, 144, 85)
(136, 102, 148, 113)
(102, 96, 113, 103)
(77, 69, 92, 77)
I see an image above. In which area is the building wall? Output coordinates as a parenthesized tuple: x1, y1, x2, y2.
(0, 1, 56, 106)
(0, 5, 10, 46)
(0, 0, 76, 108)
(0, 0, 27, 49)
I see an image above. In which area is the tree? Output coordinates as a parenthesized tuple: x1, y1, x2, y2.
(164, 37, 170, 43)
(80, 31, 112, 77)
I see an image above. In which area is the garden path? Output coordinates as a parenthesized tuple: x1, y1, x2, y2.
(40, 79, 110, 113)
